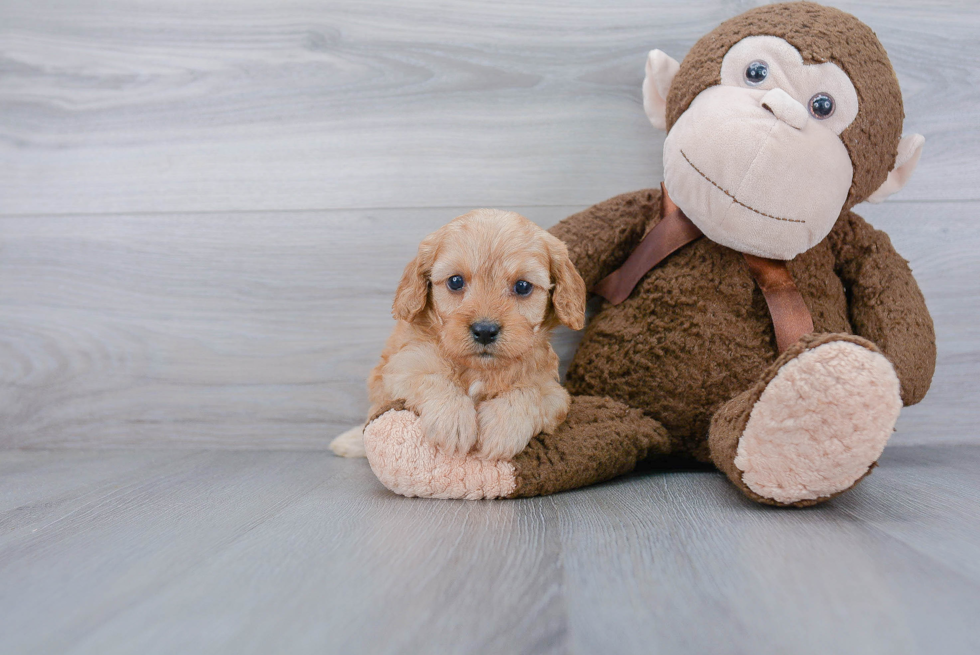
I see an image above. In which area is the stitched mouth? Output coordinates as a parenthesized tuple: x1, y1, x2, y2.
(680, 150, 805, 224)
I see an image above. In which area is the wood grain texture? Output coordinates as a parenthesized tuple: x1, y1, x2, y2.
(1, 445, 978, 654)
(0, 203, 980, 448)
(0, 0, 977, 216)
(1, 201, 976, 449)
(0, 205, 579, 448)
(0, 0, 977, 449)
(2, 3, 978, 653)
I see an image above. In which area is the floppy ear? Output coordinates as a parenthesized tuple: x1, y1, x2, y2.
(866, 134, 925, 203)
(392, 233, 438, 322)
(545, 233, 586, 330)
(643, 49, 680, 131)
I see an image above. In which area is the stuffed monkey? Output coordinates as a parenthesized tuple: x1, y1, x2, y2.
(360, 2, 936, 506)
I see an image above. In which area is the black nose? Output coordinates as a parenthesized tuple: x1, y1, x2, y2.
(470, 321, 501, 345)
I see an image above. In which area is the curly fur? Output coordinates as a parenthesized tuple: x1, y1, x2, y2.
(369, 209, 586, 460)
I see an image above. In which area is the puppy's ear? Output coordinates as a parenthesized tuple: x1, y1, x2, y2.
(392, 233, 438, 322)
(545, 233, 586, 330)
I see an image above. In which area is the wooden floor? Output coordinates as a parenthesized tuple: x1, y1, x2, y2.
(2, 445, 979, 654)
(2, 1, 979, 653)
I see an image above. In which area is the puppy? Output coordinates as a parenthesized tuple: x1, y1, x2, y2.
(331, 209, 586, 460)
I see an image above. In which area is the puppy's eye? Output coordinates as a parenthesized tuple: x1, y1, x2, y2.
(447, 275, 465, 291)
(513, 280, 533, 296)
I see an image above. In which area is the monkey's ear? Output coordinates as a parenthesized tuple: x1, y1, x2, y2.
(866, 134, 925, 204)
(643, 49, 680, 131)
(392, 234, 438, 322)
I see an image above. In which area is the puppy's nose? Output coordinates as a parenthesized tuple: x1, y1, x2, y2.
(470, 321, 501, 345)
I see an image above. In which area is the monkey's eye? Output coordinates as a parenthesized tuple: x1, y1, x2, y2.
(744, 60, 769, 86)
(809, 93, 835, 119)
(447, 275, 465, 291)
(513, 280, 533, 296)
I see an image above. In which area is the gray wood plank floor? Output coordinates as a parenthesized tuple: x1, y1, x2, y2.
(1, 445, 978, 655)
(2, 1, 979, 653)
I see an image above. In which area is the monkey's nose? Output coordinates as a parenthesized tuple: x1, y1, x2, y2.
(470, 321, 501, 345)
(761, 88, 809, 130)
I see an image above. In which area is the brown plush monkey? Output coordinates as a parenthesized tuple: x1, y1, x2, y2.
(361, 2, 936, 506)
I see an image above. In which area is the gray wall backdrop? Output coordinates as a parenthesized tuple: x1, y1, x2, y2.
(1, 0, 977, 449)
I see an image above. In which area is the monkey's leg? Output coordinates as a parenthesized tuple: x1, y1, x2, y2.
(708, 333, 901, 507)
(362, 396, 670, 499)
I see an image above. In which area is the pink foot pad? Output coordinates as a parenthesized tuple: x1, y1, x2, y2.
(363, 410, 517, 500)
(734, 341, 902, 504)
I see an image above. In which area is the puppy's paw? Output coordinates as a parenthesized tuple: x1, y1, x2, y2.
(330, 424, 367, 458)
(476, 396, 537, 460)
(420, 395, 479, 455)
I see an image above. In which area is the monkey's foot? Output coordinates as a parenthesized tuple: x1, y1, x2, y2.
(710, 334, 902, 506)
(363, 409, 517, 500)
(362, 396, 670, 500)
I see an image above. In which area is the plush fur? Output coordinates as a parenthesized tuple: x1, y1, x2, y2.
(734, 340, 901, 503)
(554, 192, 934, 464)
(665, 1, 904, 209)
(363, 403, 518, 500)
(358, 3, 936, 507)
(364, 395, 671, 499)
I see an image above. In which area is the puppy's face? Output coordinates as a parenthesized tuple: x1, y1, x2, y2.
(393, 209, 586, 368)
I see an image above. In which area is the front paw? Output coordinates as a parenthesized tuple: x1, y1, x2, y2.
(476, 397, 536, 460)
(419, 395, 479, 455)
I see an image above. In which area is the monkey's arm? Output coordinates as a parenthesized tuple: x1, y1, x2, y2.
(828, 211, 936, 405)
(548, 188, 662, 289)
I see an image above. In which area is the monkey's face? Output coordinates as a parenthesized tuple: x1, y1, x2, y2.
(663, 36, 860, 260)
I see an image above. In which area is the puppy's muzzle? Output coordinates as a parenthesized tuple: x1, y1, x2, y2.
(470, 321, 501, 345)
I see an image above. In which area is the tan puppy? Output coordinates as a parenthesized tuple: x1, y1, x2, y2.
(332, 209, 586, 460)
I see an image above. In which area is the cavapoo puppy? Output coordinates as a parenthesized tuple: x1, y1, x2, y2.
(331, 208, 586, 460)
